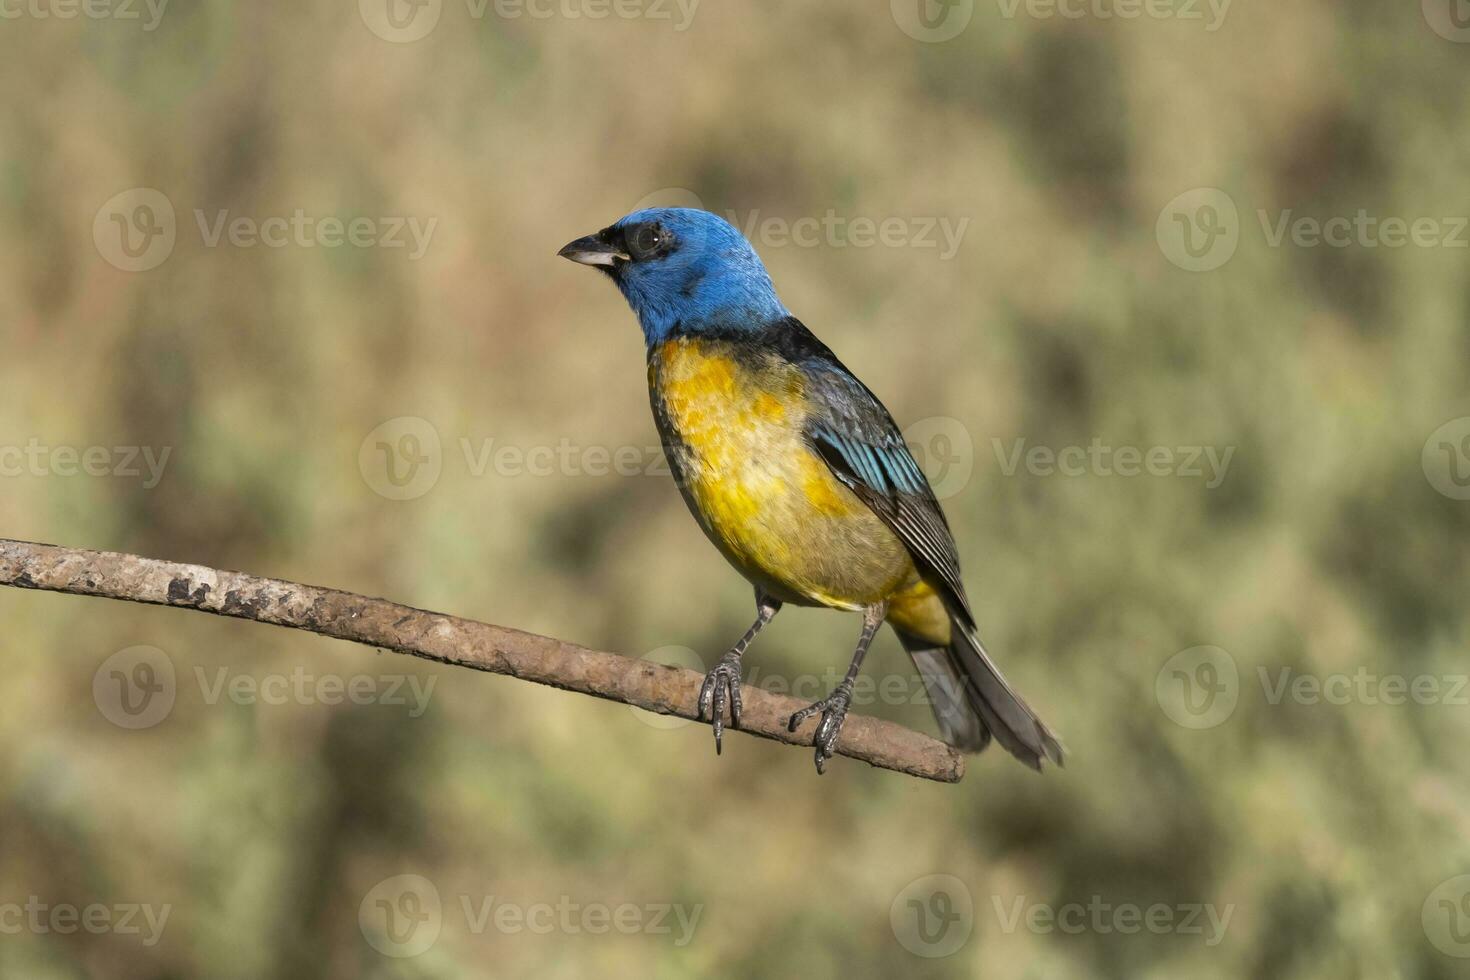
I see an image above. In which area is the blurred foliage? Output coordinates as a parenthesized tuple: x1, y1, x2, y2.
(3, 1, 1470, 977)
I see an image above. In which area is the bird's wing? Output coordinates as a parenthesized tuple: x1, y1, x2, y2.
(767, 318, 976, 626)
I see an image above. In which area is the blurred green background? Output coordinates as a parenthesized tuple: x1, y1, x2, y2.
(4, 0, 1470, 976)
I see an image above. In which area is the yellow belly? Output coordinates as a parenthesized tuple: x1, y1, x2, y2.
(650, 337, 917, 609)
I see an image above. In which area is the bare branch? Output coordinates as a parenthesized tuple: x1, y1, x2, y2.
(0, 539, 965, 783)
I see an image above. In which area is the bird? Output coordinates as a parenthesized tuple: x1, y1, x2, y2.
(559, 207, 1063, 774)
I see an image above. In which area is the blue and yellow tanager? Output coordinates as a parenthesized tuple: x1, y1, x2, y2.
(559, 208, 1063, 773)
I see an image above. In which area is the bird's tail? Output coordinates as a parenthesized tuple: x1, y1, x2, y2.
(899, 622, 1065, 770)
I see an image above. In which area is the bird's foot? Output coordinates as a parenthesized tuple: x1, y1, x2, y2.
(696, 650, 744, 754)
(787, 681, 853, 775)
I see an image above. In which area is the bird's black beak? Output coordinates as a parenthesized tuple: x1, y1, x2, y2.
(557, 229, 629, 268)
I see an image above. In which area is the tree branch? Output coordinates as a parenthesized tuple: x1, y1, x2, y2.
(0, 539, 965, 783)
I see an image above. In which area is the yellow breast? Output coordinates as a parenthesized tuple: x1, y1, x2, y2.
(649, 337, 915, 609)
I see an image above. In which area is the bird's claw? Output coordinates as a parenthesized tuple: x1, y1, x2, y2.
(787, 683, 853, 775)
(697, 652, 744, 754)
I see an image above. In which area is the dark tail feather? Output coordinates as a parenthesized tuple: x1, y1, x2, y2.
(899, 626, 1065, 771)
(906, 645, 992, 752)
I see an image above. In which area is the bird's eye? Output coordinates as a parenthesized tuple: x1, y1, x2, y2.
(629, 224, 667, 260)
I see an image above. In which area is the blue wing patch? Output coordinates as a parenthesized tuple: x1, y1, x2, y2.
(763, 318, 973, 626)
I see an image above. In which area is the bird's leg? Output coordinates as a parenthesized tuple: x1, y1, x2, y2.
(788, 602, 887, 774)
(698, 591, 781, 754)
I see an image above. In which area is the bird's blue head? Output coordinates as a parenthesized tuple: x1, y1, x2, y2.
(558, 207, 788, 347)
